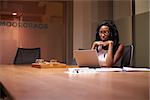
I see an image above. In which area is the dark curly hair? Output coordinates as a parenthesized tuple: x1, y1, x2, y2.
(95, 20, 120, 53)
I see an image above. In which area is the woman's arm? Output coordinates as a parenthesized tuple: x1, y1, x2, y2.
(92, 41, 124, 67)
(102, 42, 124, 67)
(113, 43, 124, 64)
(102, 41, 114, 67)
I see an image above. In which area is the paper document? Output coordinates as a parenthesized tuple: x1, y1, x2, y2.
(66, 67, 150, 74)
(96, 68, 123, 72)
(66, 67, 123, 74)
(66, 68, 98, 74)
(123, 67, 150, 72)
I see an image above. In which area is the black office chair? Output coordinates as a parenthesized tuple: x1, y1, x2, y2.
(121, 45, 134, 67)
(14, 48, 41, 64)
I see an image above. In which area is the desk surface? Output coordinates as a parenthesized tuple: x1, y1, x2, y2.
(0, 65, 149, 100)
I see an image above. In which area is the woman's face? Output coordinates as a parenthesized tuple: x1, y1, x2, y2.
(99, 25, 110, 41)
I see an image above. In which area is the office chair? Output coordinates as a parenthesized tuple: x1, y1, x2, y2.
(14, 48, 41, 64)
(121, 45, 134, 67)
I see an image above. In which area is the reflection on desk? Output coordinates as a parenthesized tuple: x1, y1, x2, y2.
(0, 65, 149, 100)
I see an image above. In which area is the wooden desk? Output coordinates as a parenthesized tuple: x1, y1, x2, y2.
(0, 65, 149, 100)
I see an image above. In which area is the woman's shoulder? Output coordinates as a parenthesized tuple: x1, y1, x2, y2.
(117, 43, 124, 51)
(118, 43, 124, 48)
(115, 43, 124, 49)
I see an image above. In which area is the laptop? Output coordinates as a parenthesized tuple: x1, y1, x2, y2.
(73, 50, 100, 67)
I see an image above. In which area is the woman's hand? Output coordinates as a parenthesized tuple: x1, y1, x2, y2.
(91, 40, 113, 50)
(91, 41, 103, 50)
(102, 40, 113, 46)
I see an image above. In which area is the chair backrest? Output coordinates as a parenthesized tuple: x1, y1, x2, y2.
(121, 45, 134, 66)
(14, 48, 41, 64)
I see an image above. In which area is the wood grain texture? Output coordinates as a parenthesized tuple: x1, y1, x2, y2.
(0, 65, 149, 100)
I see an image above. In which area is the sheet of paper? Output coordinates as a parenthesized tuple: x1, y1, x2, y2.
(66, 67, 150, 74)
(66, 68, 98, 74)
(96, 68, 123, 72)
(66, 67, 123, 74)
(123, 67, 150, 72)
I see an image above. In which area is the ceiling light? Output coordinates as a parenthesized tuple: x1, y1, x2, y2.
(12, 12, 17, 16)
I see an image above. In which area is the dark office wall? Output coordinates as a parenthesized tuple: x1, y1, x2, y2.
(0, 1, 67, 64)
(73, 0, 113, 50)
(134, 0, 149, 67)
(113, 0, 150, 67)
(135, 12, 149, 67)
(113, 0, 132, 45)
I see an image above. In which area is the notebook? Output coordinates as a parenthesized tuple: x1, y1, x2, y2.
(73, 50, 100, 67)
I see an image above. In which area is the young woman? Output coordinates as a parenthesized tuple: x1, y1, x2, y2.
(91, 20, 124, 67)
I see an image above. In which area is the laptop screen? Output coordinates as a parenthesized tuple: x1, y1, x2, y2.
(73, 50, 100, 67)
